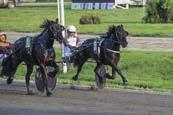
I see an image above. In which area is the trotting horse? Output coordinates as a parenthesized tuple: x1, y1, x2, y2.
(71, 25, 128, 87)
(0, 19, 65, 96)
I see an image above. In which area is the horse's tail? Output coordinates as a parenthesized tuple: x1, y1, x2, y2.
(1, 55, 16, 77)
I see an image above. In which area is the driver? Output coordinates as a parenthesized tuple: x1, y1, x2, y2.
(63, 25, 80, 62)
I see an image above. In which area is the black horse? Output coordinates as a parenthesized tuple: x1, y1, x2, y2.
(71, 25, 128, 87)
(0, 19, 65, 96)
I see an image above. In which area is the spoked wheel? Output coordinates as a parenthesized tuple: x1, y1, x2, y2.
(46, 66, 58, 90)
(95, 65, 106, 89)
(35, 65, 58, 92)
(35, 66, 45, 92)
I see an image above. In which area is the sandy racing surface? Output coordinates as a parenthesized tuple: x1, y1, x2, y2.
(0, 81, 173, 115)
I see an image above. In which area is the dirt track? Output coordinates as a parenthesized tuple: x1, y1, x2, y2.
(0, 81, 173, 115)
(5, 32, 173, 51)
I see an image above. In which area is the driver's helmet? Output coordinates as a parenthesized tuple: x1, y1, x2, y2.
(0, 32, 6, 41)
(67, 25, 76, 33)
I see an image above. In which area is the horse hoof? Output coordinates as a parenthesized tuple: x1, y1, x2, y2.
(105, 73, 114, 79)
(27, 90, 34, 95)
(72, 76, 78, 81)
(47, 92, 52, 97)
(7, 78, 13, 84)
(97, 82, 105, 89)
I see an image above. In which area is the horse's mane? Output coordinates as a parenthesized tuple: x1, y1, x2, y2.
(106, 25, 117, 38)
(31, 19, 56, 40)
(106, 24, 125, 39)
(40, 19, 55, 29)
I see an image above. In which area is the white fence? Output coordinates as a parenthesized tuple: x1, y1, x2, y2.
(115, 0, 147, 9)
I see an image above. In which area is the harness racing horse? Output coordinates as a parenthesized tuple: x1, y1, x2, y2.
(71, 25, 128, 88)
(0, 19, 65, 96)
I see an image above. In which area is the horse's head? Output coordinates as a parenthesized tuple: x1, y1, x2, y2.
(40, 18, 65, 44)
(108, 25, 128, 48)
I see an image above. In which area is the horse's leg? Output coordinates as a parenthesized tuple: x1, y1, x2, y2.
(25, 64, 33, 95)
(103, 51, 126, 83)
(7, 75, 14, 84)
(109, 61, 128, 85)
(39, 64, 52, 96)
(94, 62, 104, 83)
(105, 67, 116, 80)
(46, 61, 58, 78)
(112, 67, 116, 79)
(72, 58, 88, 81)
(111, 54, 120, 80)
(102, 66, 114, 79)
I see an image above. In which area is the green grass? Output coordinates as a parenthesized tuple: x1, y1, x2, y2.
(0, 7, 173, 36)
(10, 49, 173, 93)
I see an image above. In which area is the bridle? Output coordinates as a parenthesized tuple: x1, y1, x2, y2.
(48, 24, 64, 43)
(111, 27, 126, 46)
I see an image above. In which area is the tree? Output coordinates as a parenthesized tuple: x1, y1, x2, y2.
(143, 0, 170, 23)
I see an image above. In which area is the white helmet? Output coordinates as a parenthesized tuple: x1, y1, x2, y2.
(67, 25, 76, 32)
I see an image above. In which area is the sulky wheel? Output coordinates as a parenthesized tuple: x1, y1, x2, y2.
(46, 65, 58, 90)
(35, 66, 45, 92)
(35, 65, 58, 92)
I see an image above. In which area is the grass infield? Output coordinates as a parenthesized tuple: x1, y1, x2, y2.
(9, 49, 173, 93)
(0, 7, 173, 37)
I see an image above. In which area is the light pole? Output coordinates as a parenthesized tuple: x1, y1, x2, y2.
(57, 0, 60, 23)
(57, 0, 67, 73)
(143, 0, 146, 17)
